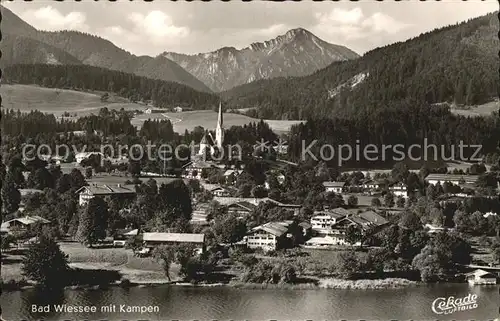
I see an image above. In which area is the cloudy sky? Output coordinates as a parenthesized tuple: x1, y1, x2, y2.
(4, 0, 498, 56)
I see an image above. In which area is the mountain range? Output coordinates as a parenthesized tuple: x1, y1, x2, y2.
(163, 28, 359, 92)
(1, 5, 497, 121)
(0, 6, 358, 93)
(222, 12, 499, 120)
(0, 6, 210, 92)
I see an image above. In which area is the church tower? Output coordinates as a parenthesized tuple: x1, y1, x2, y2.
(215, 101, 224, 148)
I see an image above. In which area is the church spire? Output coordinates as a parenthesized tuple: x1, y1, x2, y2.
(215, 101, 224, 148)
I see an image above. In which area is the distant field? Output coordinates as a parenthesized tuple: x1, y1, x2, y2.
(132, 110, 304, 133)
(0, 84, 144, 117)
(449, 100, 499, 117)
(2, 84, 303, 133)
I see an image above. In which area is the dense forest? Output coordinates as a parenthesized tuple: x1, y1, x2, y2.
(285, 101, 500, 167)
(3, 64, 220, 110)
(223, 13, 499, 120)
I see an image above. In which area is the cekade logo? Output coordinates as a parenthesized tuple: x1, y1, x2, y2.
(431, 293, 478, 315)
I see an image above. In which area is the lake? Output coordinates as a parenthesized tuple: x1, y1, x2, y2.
(1, 284, 499, 320)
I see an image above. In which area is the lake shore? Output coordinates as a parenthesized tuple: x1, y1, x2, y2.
(2, 242, 417, 291)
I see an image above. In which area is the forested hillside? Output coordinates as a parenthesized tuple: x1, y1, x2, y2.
(1, 6, 212, 93)
(3, 64, 220, 110)
(223, 13, 499, 120)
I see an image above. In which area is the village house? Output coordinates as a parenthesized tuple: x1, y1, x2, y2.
(245, 221, 293, 251)
(264, 173, 286, 189)
(227, 201, 257, 219)
(201, 183, 230, 197)
(173, 106, 183, 113)
(310, 208, 350, 235)
(466, 269, 497, 285)
(112, 228, 138, 247)
(425, 174, 479, 186)
(362, 178, 387, 194)
(223, 169, 243, 184)
(75, 184, 136, 206)
(142, 232, 206, 253)
(424, 223, 447, 234)
(389, 182, 411, 198)
(183, 159, 219, 180)
(264, 198, 302, 216)
(75, 152, 104, 164)
(1, 216, 51, 235)
(323, 181, 346, 194)
(325, 210, 389, 246)
(144, 108, 164, 114)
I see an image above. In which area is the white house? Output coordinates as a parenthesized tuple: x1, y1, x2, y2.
(142, 232, 205, 253)
(323, 181, 346, 194)
(466, 269, 497, 285)
(310, 208, 350, 235)
(425, 174, 479, 186)
(424, 223, 446, 234)
(389, 183, 410, 198)
(173, 106, 183, 113)
(304, 236, 340, 249)
(1, 216, 51, 234)
(75, 184, 136, 206)
(246, 221, 292, 251)
(75, 152, 104, 164)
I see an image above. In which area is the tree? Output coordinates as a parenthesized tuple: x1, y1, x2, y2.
(27, 168, 54, 190)
(399, 211, 422, 230)
(56, 174, 72, 193)
(100, 92, 110, 102)
(152, 245, 175, 281)
(384, 192, 395, 208)
(396, 196, 406, 208)
(347, 195, 358, 207)
(345, 225, 362, 246)
(69, 168, 86, 190)
(411, 245, 446, 282)
(334, 250, 362, 279)
(21, 235, 69, 289)
(1, 173, 21, 214)
(491, 240, 500, 264)
(237, 183, 253, 198)
(85, 167, 93, 179)
(211, 213, 247, 245)
(251, 185, 268, 198)
(371, 197, 382, 207)
(75, 197, 109, 247)
(205, 200, 227, 221)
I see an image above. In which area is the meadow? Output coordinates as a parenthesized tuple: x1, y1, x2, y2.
(132, 110, 303, 133)
(0, 84, 144, 118)
(2, 84, 303, 133)
(449, 100, 499, 117)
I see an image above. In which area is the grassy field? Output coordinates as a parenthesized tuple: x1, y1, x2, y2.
(1, 84, 144, 117)
(2, 84, 303, 133)
(1, 242, 174, 284)
(449, 100, 499, 117)
(132, 110, 303, 133)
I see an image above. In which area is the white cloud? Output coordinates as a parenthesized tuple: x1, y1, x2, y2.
(362, 12, 410, 34)
(20, 6, 89, 32)
(255, 24, 289, 37)
(128, 11, 189, 43)
(317, 8, 363, 25)
(312, 7, 411, 45)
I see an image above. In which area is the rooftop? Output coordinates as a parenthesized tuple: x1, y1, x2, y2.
(425, 174, 480, 182)
(76, 184, 137, 195)
(142, 232, 205, 243)
(323, 181, 346, 188)
(251, 221, 290, 237)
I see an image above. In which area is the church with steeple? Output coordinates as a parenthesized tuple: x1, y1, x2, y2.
(197, 102, 224, 156)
